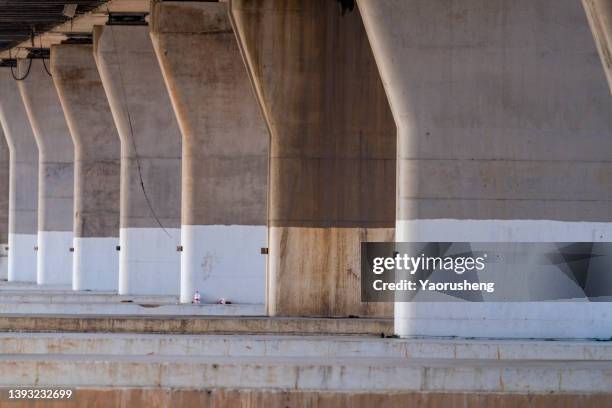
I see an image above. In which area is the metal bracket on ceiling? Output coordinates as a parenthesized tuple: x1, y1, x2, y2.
(0, 59, 17, 68)
(26, 48, 50, 59)
(61, 32, 93, 45)
(107, 12, 148, 26)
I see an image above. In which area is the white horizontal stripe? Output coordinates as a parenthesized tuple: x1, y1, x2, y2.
(8, 233, 37, 282)
(72, 237, 119, 291)
(397, 219, 612, 242)
(395, 219, 612, 339)
(37, 231, 73, 285)
(119, 227, 180, 296)
(180, 225, 266, 304)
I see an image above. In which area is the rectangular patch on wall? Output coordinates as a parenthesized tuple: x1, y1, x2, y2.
(361, 242, 612, 302)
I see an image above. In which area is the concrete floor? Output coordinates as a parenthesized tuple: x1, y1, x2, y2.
(0, 284, 609, 396)
(0, 280, 263, 315)
(0, 333, 610, 393)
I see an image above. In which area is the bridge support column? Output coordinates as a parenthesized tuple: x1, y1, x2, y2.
(230, 0, 396, 317)
(583, 0, 612, 93)
(0, 68, 38, 282)
(151, 1, 268, 304)
(358, 0, 612, 338)
(94, 24, 181, 296)
(52, 44, 121, 291)
(18, 59, 74, 286)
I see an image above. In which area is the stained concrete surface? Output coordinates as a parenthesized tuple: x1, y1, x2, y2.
(230, 0, 396, 318)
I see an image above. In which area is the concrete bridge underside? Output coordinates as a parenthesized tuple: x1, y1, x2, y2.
(0, 0, 608, 404)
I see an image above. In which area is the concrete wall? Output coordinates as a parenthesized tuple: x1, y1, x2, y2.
(0, 67, 38, 283)
(151, 1, 268, 304)
(51, 44, 121, 291)
(230, 0, 396, 317)
(583, 0, 612, 93)
(0, 125, 9, 280)
(94, 24, 181, 296)
(357, 0, 612, 338)
(18, 59, 74, 286)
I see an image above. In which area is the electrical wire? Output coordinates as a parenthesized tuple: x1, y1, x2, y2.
(8, 47, 32, 81)
(106, 18, 171, 238)
(40, 36, 52, 77)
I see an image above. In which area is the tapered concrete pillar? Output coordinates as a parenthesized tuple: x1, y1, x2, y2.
(583, 0, 612, 93)
(18, 59, 74, 286)
(230, 0, 396, 316)
(51, 44, 121, 291)
(0, 127, 9, 280)
(358, 0, 612, 338)
(151, 1, 268, 304)
(94, 25, 181, 296)
(0, 68, 38, 282)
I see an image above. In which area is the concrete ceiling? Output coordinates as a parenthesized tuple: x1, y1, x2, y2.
(0, 1, 107, 52)
(0, 0, 149, 59)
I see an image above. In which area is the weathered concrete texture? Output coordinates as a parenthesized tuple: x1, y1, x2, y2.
(0, 127, 9, 280)
(584, 0, 612, 93)
(0, 68, 38, 282)
(0, 332, 611, 404)
(357, 0, 612, 338)
(358, 0, 612, 222)
(2, 333, 611, 361)
(51, 44, 121, 291)
(230, 0, 396, 317)
(2, 353, 612, 393)
(17, 59, 74, 286)
(0, 301, 262, 316)
(150, 1, 268, 304)
(94, 24, 181, 296)
(2, 389, 612, 408)
(0, 315, 393, 336)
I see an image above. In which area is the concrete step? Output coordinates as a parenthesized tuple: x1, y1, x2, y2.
(0, 301, 263, 316)
(0, 332, 610, 361)
(0, 353, 610, 393)
(0, 315, 393, 336)
(0, 291, 179, 304)
(0, 281, 261, 315)
(0, 281, 72, 291)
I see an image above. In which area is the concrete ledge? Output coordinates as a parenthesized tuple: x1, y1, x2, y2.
(7, 388, 609, 408)
(0, 315, 393, 336)
(0, 291, 178, 303)
(0, 333, 612, 361)
(0, 302, 264, 316)
(1, 354, 611, 393)
(0, 333, 609, 361)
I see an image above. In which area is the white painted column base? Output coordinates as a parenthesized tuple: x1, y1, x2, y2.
(8, 233, 37, 282)
(0, 244, 7, 280)
(37, 231, 73, 285)
(395, 219, 612, 340)
(180, 225, 266, 304)
(119, 227, 180, 296)
(72, 237, 119, 291)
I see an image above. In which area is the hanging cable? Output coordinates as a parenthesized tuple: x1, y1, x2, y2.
(40, 36, 52, 77)
(106, 13, 171, 238)
(8, 48, 32, 81)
